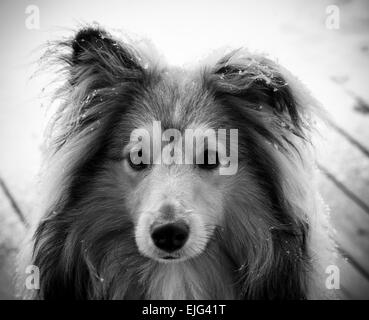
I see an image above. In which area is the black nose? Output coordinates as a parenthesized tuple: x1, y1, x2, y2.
(151, 222, 189, 252)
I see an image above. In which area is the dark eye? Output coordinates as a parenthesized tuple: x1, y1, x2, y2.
(128, 149, 148, 171)
(198, 149, 219, 170)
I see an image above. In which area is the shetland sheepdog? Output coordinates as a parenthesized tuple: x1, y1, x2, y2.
(17, 26, 338, 299)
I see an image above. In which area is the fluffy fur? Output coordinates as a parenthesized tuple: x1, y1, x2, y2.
(17, 26, 338, 300)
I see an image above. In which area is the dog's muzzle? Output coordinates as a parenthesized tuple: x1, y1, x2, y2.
(151, 221, 189, 253)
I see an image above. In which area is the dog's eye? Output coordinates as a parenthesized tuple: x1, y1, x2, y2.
(128, 149, 148, 170)
(198, 149, 219, 170)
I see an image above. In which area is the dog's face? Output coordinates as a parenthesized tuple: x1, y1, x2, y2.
(126, 134, 224, 262)
(120, 114, 233, 262)
(31, 27, 313, 299)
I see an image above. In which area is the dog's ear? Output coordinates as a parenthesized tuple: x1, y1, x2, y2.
(45, 27, 146, 152)
(208, 51, 315, 143)
(68, 27, 144, 87)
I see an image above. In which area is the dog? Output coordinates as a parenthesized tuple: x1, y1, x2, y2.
(17, 26, 338, 299)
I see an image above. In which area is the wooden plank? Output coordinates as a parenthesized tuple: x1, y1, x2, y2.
(317, 173, 369, 285)
(320, 82, 369, 151)
(330, 42, 369, 109)
(336, 255, 369, 300)
(315, 122, 369, 209)
(0, 178, 28, 227)
(0, 182, 26, 300)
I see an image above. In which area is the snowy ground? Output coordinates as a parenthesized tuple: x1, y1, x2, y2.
(0, 0, 368, 299)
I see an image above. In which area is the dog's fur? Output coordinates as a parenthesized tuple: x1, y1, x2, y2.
(17, 26, 338, 300)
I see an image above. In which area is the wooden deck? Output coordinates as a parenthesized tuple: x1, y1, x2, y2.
(316, 108, 369, 299)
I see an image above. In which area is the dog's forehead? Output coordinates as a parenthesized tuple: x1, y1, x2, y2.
(130, 72, 221, 132)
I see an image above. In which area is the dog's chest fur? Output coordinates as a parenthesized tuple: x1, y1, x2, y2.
(146, 264, 196, 299)
(143, 259, 236, 299)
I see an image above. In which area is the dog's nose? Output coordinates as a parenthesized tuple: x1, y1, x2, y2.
(151, 222, 189, 252)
